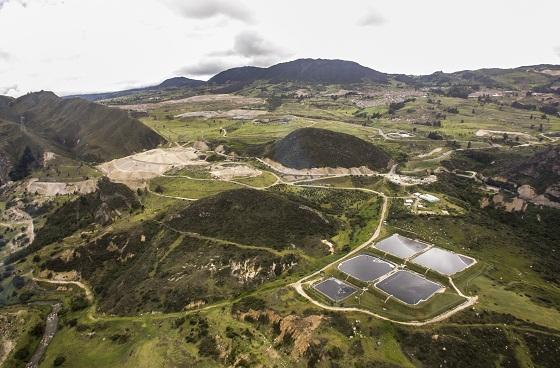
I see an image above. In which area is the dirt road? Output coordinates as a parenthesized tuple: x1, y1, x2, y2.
(26, 303, 61, 368)
(289, 183, 478, 326)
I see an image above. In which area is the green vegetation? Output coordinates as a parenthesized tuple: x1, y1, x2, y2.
(264, 127, 391, 170)
(1, 61, 560, 367)
(167, 188, 336, 253)
(149, 175, 242, 199)
(8, 146, 38, 181)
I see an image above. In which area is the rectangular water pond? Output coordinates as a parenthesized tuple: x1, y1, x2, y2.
(375, 270, 444, 305)
(374, 233, 430, 259)
(313, 277, 358, 302)
(411, 247, 475, 276)
(338, 254, 395, 282)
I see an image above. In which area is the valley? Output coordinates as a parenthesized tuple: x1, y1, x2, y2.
(1, 59, 560, 368)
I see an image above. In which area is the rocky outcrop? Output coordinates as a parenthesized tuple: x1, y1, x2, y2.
(240, 309, 324, 358)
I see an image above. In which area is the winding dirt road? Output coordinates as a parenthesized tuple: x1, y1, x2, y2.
(289, 183, 478, 326)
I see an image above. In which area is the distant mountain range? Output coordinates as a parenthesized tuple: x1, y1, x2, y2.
(65, 77, 205, 101)
(66, 59, 560, 101)
(209, 58, 389, 85)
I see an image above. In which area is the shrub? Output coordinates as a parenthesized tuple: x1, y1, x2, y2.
(70, 296, 89, 311)
(198, 336, 219, 358)
(427, 131, 443, 140)
(53, 355, 66, 366)
(231, 296, 266, 313)
(11, 275, 26, 289)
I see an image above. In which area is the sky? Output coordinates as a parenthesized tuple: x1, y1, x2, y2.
(0, 0, 559, 97)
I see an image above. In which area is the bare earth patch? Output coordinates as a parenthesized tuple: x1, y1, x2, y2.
(416, 147, 443, 158)
(27, 178, 98, 196)
(175, 109, 267, 120)
(98, 147, 208, 188)
(209, 164, 261, 180)
(114, 94, 264, 112)
(475, 129, 533, 140)
(262, 158, 376, 177)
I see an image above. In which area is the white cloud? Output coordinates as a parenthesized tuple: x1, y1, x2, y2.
(177, 60, 234, 77)
(179, 31, 289, 78)
(209, 31, 289, 66)
(0, 0, 559, 96)
(231, 31, 287, 63)
(357, 9, 385, 27)
(555, 46, 560, 58)
(0, 49, 10, 60)
(0, 84, 20, 96)
(162, 0, 254, 23)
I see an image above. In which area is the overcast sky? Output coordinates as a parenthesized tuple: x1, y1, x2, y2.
(1, 0, 559, 97)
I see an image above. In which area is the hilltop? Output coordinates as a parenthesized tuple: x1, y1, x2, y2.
(0, 91, 164, 165)
(167, 188, 336, 252)
(209, 58, 389, 85)
(264, 127, 391, 171)
(39, 187, 336, 314)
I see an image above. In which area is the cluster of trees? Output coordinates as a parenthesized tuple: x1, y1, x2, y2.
(446, 85, 474, 99)
(8, 146, 38, 181)
(266, 95, 283, 111)
(388, 98, 416, 114)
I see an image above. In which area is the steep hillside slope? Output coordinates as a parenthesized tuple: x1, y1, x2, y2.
(0, 118, 62, 183)
(209, 58, 389, 85)
(0, 91, 164, 162)
(5, 177, 141, 264)
(264, 128, 391, 170)
(44, 223, 299, 315)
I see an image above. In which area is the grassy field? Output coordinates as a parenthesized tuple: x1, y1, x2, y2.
(149, 176, 243, 199)
(31, 155, 101, 182)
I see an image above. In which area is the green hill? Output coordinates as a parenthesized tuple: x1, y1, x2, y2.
(167, 188, 336, 251)
(0, 91, 164, 163)
(264, 127, 391, 170)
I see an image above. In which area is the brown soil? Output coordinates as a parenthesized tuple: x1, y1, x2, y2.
(241, 309, 324, 358)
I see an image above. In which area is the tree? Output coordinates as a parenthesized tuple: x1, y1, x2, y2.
(266, 95, 283, 111)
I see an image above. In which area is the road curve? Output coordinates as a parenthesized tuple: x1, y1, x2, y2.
(289, 183, 478, 326)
